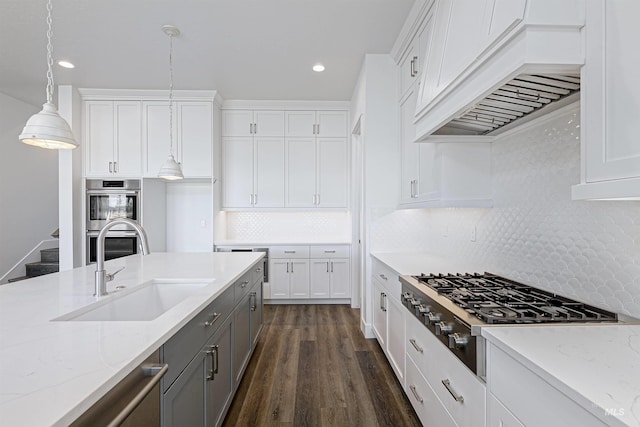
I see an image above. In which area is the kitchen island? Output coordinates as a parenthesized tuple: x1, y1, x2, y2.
(0, 252, 263, 426)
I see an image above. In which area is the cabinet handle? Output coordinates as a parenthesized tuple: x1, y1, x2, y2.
(379, 274, 388, 281)
(286, 262, 289, 273)
(213, 345, 219, 374)
(441, 379, 464, 403)
(108, 161, 113, 173)
(324, 250, 336, 253)
(382, 293, 387, 312)
(316, 124, 320, 135)
(409, 338, 424, 354)
(254, 123, 257, 134)
(312, 124, 316, 135)
(284, 250, 296, 254)
(204, 312, 221, 327)
(255, 267, 262, 273)
(291, 262, 294, 273)
(250, 291, 257, 311)
(410, 56, 418, 77)
(206, 346, 215, 380)
(114, 161, 118, 173)
(331, 261, 333, 273)
(326, 262, 329, 273)
(253, 194, 258, 205)
(106, 363, 169, 427)
(240, 280, 249, 288)
(409, 385, 424, 404)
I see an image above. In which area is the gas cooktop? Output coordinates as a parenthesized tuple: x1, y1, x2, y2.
(413, 272, 617, 324)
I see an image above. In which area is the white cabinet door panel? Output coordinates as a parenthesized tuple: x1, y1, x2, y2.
(316, 111, 347, 137)
(114, 102, 141, 176)
(310, 259, 330, 298)
(317, 138, 348, 207)
(254, 110, 285, 136)
(178, 102, 212, 177)
(254, 137, 285, 207)
(386, 296, 405, 384)
(222, 110, 253, 136)
(372, 279, 387, 348)
(285, 111, 315, 137)
(223, 137, 254, 208)
(85, 101, 114, 176)
(401, 89, 419, 202)
(269, 259, 290, 299)
(289, 260, 310, 298)
(329, 259, 350, 298)
(285, 137, 316, 207)
(487, 393, 525, 427)
(143, 102, 172, 176)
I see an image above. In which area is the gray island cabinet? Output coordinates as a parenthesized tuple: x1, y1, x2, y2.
(161, 262, 264, 426)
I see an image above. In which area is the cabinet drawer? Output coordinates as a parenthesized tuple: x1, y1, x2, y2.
(372, 259, 400, 299)
(406, 356, 457, 427)
(310, 245, 350, 258)
(162, 286, 234, 392)
(421, 317, 486, 427)
(234, 269, 254, 303)
(270, 245, 309, 259)
(406, 313, 430, 375)
(488, 345, 606, 427)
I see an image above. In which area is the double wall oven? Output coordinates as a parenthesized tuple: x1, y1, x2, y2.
(86, 179, 141, 264)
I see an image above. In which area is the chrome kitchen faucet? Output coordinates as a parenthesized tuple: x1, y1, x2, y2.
(95, 218, 150, 296)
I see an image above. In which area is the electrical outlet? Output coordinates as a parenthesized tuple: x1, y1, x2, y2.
(470, 226, 477, 242)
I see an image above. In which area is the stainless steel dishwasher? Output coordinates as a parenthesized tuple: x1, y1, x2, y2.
(215, 247, 268, 284)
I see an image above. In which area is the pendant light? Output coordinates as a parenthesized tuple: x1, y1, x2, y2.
(19, 0, 77, 149)
(158, 25, 184, 180)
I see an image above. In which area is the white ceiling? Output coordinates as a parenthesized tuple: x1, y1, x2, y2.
(0, 0, 415, 107)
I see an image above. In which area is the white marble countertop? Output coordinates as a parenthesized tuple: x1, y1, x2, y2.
(370, 251, 485, 275)
(215, 240, 351, 246)
(0, 252, 263, 426)
(483, 324, 640, 426)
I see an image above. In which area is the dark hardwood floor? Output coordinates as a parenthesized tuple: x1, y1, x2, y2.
(223, 304, 421, 427)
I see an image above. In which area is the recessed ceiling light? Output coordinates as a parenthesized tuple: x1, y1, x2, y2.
(57, 60, 75, 69)
(313, 64, 325, 72)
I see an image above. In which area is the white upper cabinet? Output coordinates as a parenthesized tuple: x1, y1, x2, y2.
(222, 108, 349, 209)
(572, 0, 640, 200)
(143, 100, 213, 178)
(84, 100, 142, 177)
(285, 110, 347, 137)
(222, 136, 285, 209)
(222, 110, 284, 137)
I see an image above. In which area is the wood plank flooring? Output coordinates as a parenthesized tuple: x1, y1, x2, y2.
(223, 304, 421, 427)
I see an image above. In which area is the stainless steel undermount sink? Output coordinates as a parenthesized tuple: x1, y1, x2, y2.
(55, 279, 214, 322)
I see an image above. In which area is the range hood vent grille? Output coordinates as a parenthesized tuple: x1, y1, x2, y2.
(441, 74, 580, 135)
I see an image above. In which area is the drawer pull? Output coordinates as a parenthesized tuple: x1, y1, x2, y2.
(441, 379, 464, 403)
(324, 250, 336, 253)
(240, 280, 249, 288)
(409, 338, 423, 353)
(409, 385, 423, 404)
(379, 274, 388, 280)
(255, 267, 262, 272)
(204, 312, 221, 327)
(284, 250, 296, 253)
(250, 292, 257, 311)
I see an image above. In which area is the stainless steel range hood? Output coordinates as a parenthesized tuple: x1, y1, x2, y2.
(437, 74, 580, 136)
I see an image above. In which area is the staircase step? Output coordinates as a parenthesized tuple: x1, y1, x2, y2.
(8, 276, 29, 283)
(26, 262, 59, 277)
(40, 248, 59, 263)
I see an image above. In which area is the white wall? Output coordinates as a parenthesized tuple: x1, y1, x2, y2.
(0, 93, 59, 276)
(372, 105, 640, 319)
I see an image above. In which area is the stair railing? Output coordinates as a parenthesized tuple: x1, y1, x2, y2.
(0, 239, 59, 285)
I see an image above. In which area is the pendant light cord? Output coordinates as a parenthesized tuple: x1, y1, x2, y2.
(45, 0, 54, 104)
(168, 32, 174, 156)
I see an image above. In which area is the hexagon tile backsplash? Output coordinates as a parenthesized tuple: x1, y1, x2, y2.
(372, 106, 640, 319)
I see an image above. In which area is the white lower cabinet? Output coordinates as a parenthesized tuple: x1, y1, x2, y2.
(487, 393, 524, 427)
(371, 259, 404, 384)
(269, 245, 350, 301)
(486, 343, 607, 427)
(406, 357, 457, 427)
(405, 305, 485, 427)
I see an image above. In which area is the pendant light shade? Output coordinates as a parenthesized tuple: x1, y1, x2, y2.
(20, 102, 77, 149)
(158, 25, 184, 180)
(158, 153, 184, 180)
(20, 0, 77, 150)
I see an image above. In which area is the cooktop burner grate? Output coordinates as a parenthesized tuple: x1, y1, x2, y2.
(414, 272, 617, 324)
